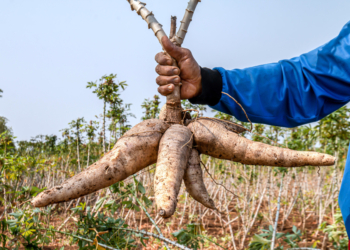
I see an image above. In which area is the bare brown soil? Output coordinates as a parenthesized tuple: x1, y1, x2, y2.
(2, 201, 332, 250)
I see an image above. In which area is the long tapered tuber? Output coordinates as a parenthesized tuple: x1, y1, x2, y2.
(154, 125, 193, 218)
(188, 119, 335, 167)
(184, 149, 216, 209)
(32, 119, 169, 207)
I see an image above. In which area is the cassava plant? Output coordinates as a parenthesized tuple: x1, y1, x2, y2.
(87, 74, 124, 153)
(69, 117, 86, 171)
(142, 95, 161, 120)
(31, 0, 335, 220)
(85, 120, 99, 167)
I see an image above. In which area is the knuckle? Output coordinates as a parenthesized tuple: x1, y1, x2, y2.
(155, 53, 160, 62)
(183, 49, 192, 59)
(155, 65, 161, 74)
(167, 67, 174, 74)
(157, 86, 164, 95)
(158, 86, 168, 96)
(173, 76, 181, 83)
(159, 57, 167, 65)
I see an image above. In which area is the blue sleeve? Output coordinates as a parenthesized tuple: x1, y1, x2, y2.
(210, 21, 350, 128)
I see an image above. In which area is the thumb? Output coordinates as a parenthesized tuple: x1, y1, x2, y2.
(161, 36, 183, 62)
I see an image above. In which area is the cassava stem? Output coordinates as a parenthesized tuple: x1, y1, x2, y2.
(126, 0, 181, 123)
(188, 119, 335, 167)
(32, 119, 169, 207)
(154, 125, 193, 218)
(127, 0, 167, 44)
(127, 0, 201, 124)
(184, 149, 216, 209)
(166, 16, 183, 124)
(171, 0, 201, 47)
(166, 0, 201, 123)
(169, 16, 177, 39)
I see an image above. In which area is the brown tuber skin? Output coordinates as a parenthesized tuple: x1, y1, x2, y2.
(188, 119, 335, 167)
(154, 124, 193, 218)
(31, 119, 169, 207)
(184, 149, 216, 210)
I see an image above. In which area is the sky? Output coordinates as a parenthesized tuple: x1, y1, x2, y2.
(1, 0, 350, 141)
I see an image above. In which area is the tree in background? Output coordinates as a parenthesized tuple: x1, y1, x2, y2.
(85, 120, 99, 167)
(106, 83, 134, 150)
(87, 74, 127, 153)
(69, 118, 86, 171)
(141, 95, 161, 120)
(0, 117, 11, 135)
(59, 128, 71, 156)
(44, 135, 57, 155)
(0, 88, 3, 98)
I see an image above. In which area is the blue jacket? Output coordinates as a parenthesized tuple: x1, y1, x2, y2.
(211, 21, 350, 128)
(191, 21, 350, 237)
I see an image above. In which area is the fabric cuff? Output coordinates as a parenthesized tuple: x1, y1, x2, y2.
(189, 67, 223, 106)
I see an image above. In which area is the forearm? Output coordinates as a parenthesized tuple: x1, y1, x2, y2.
(191, 21, 350, 128)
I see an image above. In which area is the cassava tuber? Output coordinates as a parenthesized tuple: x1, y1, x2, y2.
(154, 124, 193, 218)
(184, 149, 216, 210)
(188, 119, 335, 167)
(31, 119, 169, 207)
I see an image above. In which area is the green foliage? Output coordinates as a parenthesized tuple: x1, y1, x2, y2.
(85, 120, 99, 142)
(0, 117, 11, 135)
(73, 204, 136, 249)
(0, 88, 3, 98)
(108, 102, 134, 141)
(181, 100, 206, 117)
(86, 74, 126, 104)
(248, 225, 301, 250)
(172, 223, 205, 250)
(5, 207, 56, 249)
(315, 106, 350, 157)
(87, 74, 133, 151)
(142, 95, 161, 120)
(69, 118, 86, 146)
(321, 209, 349, 250)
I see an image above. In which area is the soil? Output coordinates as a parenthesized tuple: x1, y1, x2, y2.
(1, 201, 334, 250)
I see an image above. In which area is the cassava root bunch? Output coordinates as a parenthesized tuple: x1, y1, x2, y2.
(32, 117, 335, 213)
(31, 0, 335, 220)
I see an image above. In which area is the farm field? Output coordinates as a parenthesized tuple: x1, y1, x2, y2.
(0, 76, 349, 249)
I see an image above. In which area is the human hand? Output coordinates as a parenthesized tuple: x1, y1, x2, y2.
(155, 36, 202, 99)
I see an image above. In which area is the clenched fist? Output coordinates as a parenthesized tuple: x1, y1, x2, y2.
(155, 36, 202, 99)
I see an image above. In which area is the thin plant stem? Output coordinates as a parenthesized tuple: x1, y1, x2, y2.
(271, 173, 284, 250)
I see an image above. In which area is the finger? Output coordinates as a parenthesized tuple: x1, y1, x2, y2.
(156, 76, 181, 86)
(158, 84, 175, 96)
(161, 36, 183, 62)
(155, 65, 180, 76)
(155, 52, 172, 65)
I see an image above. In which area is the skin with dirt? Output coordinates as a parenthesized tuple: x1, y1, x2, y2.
(154, 124, 193, 218)
(32, 119, 169, 207)
(188, 119, 335, 167)
(184, 148, 216, 210)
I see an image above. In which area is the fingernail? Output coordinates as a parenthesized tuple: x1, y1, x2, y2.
(174, 78, 180, 83)
(168, 85, 173, 90)
(173, 69, 180, 74)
